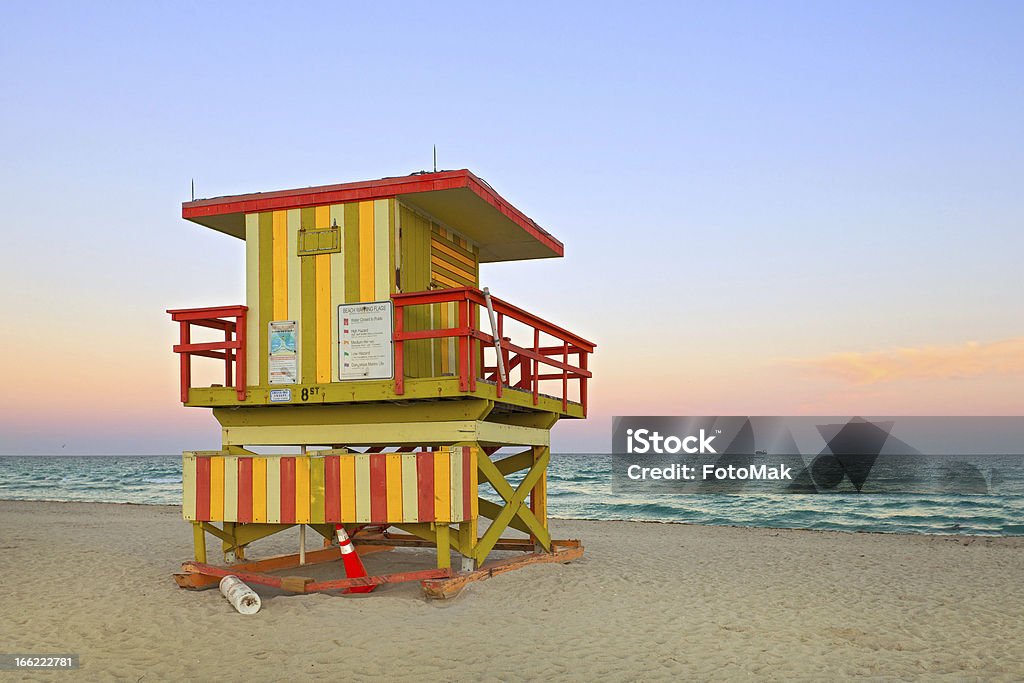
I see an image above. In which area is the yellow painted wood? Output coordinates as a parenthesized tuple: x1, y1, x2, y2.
(219, 419, 550, 448)
(340, 454, 356, 520)
(182, 454, 196, 520)
(344, 202, 360, 304)
(300, 207, 317, 383)
(358, 201, 375, 301)
(272, 211, 288, 319)
(400, 453, 418, 523)
(222, 455, 238, 523)
(286, 209, 303, 382)
(532, 445, 548, 530)
(373, 199, 390, 300)
(385, 453, 403, 521)
(210, 456, 225, 521)
(244, 215, 261, 387)
(436, 523, 450, 569)
(309, 455, 326, 524)
(433, 449, 450, 523)
(252, 457, 268, 523)
(469, 446, 479, 520)
(295, 455, 310, 524)
(354, 453, 370, 523)
(258, 212, 274, 386)
(449, 447, 463, 522)
(314, 205, 331, 383)
(266, 457, 282, 524)
(431, 238, 476, 269)
(193, 521, 206, 563)
(329, 204, 346, 382)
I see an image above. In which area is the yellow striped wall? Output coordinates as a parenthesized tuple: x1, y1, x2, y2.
(243, 198, 480, 387)
(244, 199, 395, 386)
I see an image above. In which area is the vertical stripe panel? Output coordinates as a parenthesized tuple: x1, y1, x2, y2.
(182, 454, 196, 520)
(272, 211, 288, 319)
(286, 209, 303, 383)
(463, 447, 474, 522)
(266, 457, 281, 524)
(244, 215, 261, 386)
(280, 457, 296, 525)
(196, 456, 211, 520)
(434, 450, 450, 523)
(237, 457, 253, 524)
(449, 448, 463, 522)
(329, 204, 346, 382)
(369, 454, 388, 524)
(299, 207, 317, 384)
(354, 454, 371, 523)
(222, 455, 238, 523)
(386, 453, 403, 522)
(324, 455, 341, 522)
(257, 213, 274, 386)
(344, 203, 360, 304)
(401, 454, 419, 523)
(341, 455, 357, 521)
(309, 456, 326, 524)
(294, 456, 309, 524)
(358, 201, 375, 301)
(252, 457, 268, 523)
(210, 456, 225, 522)
(314, 205, 331, 383)
(416, 452, 434, 522)
(373, 199, 390, 300)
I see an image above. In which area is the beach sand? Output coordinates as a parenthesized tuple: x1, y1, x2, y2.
(1, 500, 1021, 680)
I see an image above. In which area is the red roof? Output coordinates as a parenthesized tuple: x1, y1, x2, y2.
(181, 169, 563, 262)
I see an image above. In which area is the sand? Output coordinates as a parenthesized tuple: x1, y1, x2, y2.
(0, 500, 1021, 681)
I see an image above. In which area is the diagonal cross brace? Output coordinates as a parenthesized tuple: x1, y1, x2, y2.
(474, 448, 551, 561)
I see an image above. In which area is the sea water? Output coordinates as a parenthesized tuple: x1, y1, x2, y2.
(0, 454, 1021, 536)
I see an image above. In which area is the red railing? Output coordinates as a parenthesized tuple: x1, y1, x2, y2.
(167, 305, 248, 403)
(392, 288, 595, 415)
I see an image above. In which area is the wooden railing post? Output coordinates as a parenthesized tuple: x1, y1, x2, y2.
(394, 302, 405, 395)
(179, 321, 191, 403)
(235, 311, 247, 401)
(457, 298, 470, 392)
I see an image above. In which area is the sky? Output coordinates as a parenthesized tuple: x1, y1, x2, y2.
(1, 1, 1021, 454)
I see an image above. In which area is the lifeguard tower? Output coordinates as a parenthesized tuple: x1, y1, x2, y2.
(168, 170, 595, 597)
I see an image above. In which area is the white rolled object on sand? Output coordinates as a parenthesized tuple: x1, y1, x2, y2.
(219, 575, 262, 615)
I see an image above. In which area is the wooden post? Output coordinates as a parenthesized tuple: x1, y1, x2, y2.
(192, 521, 206, 563)
(436, 524, 450, 569)
(530, 445, 549, 551)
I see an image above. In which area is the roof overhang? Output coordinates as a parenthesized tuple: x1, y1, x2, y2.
(181, 169, 563, 262)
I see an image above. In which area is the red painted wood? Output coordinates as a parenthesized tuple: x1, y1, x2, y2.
(196, 456, 211, 521)
(324, 456, 341, 522)
(369, 455, 388, 524)
(280, 457, 296, 524)
(416, 451, 435, 522)
(237, 457, 253, 523)
(181, 170, 564, 258)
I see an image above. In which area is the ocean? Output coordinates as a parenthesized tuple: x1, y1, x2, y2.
(1, 454, 1021, 536)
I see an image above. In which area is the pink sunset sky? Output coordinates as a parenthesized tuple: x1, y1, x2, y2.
(2, 4, 1022, 454)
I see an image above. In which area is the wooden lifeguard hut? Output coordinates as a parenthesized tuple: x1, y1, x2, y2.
(168, 170, 594, 597)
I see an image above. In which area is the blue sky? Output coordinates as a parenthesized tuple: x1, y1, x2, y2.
(1, 2, 1022, 453)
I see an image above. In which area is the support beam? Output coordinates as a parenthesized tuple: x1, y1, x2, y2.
(219, 420, 550, 447)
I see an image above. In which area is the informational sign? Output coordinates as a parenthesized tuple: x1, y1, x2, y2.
(268, 320, 298, 385)
(338, 301, 394, 381)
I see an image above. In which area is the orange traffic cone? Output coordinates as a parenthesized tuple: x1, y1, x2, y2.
(335, 524, 375, 594)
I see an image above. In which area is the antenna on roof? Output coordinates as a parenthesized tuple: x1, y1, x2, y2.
(433, 145, 437, 173)
(191, 178, 195, 201)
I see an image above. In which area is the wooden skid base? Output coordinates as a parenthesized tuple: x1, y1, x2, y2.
(173, 544, 394, 590)
(173, 539, 583, 598)
(422, 540, 583, 599)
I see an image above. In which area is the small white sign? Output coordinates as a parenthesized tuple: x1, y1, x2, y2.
(338, 301, 394, 381)
(269, 388, 292, 403)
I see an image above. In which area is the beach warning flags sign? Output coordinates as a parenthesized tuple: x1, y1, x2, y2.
(335, 524, 375, 594)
